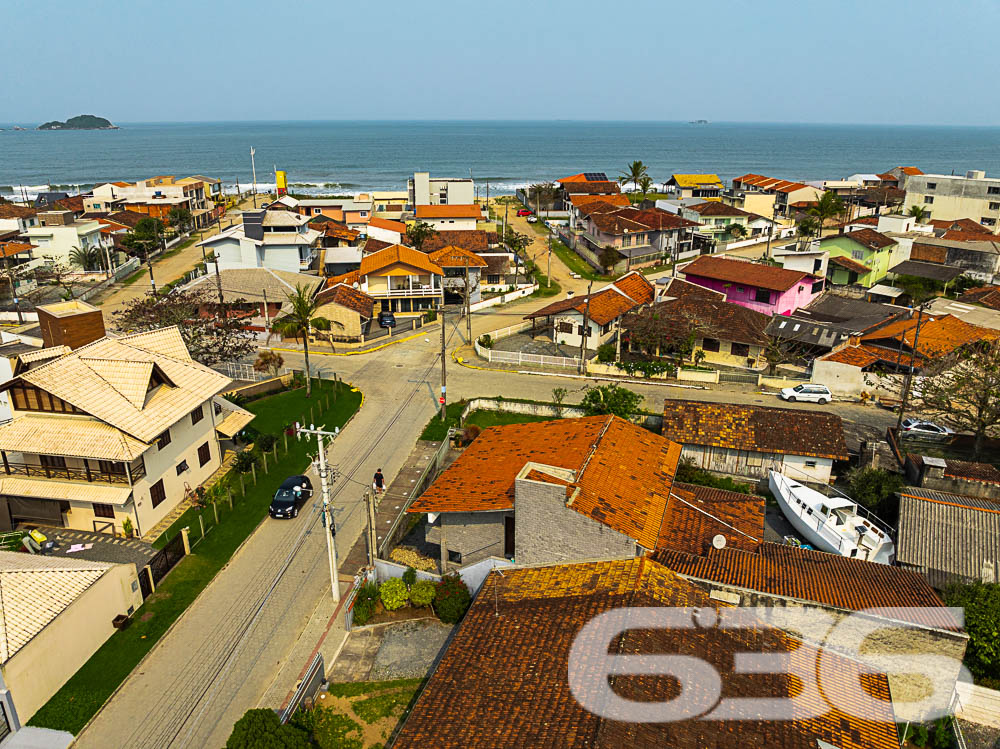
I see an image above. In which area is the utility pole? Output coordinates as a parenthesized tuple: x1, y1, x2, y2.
(546, 233, 552, 288)
(146, 245, 157, 295)
(250, 147, 258, 209)
(578, 281, 593, 373)
(262, 288, 270, 330)
(765, 200, 776, 260)
(439, 304, 447, 421)
(365, 489, 378, 566)
(212, 251, 224, 311)
(297, 424, 341, 601)
(896, 303, 928, 431)
(464, 258, 472, 343)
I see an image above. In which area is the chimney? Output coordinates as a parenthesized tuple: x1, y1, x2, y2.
(919, 455, 947, 485)
(38, 210, 75, 227)
(36, 300, 106, 350)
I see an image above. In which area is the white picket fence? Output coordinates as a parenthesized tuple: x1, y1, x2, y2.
(474, 320, 582, 370)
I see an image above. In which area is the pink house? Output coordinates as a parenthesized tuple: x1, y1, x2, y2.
(680, 255, 823, 315)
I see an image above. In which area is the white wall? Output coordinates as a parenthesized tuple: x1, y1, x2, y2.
(812, 359, 866, 396)
(366, 225, 403, 244)
(780, 453, 834, 484)
(423, 217, 477, 231)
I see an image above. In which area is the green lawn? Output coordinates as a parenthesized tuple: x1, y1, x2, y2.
(530, 277, 562, 298)
(28, 378, 362, 735)
(627, 192, 671, 204)
(120, 267, 149, 287)
(419, 401, 558, 441)
(548, 238, 612, 282)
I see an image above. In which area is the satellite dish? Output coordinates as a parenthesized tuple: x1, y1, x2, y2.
(712, 534, 727, 550)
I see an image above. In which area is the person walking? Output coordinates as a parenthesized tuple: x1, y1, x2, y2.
(373, 468, 385, 495)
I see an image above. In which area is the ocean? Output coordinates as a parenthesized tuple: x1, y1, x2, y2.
(2, 120, 1000, 200)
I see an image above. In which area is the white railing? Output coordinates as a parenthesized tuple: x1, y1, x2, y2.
(473, 320, 583, 369)
(367, 287, 442, 297)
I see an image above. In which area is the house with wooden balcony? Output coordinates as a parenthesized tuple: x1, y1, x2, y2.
(357, 244, 444, 315)
(0, 327, 253, 537)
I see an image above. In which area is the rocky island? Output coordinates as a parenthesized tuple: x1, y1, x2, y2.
(37, 114, 118, 130)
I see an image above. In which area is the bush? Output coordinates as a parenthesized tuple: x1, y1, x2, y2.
(433, 573, 471, 624)
(226, 708, 311, 749)
(256, 433, 278, 452)
(477, 334, 493, 349)
(410, 579, 436, 608)
(352, 580, 380, 625)
(402, 566, 417, 588)
(460, 424, 481, 445)
(579, 384, 643, 419)
(596, 343, 616, 363)
(676, 458, 755, 495)
(424, 309, 437, 323)
(233, 451, 259, 474)
(944, 582, 1000, 683)
(616, 358, 676, 379)
(846, 466, 904, 523)
(379, 578, 409, 611)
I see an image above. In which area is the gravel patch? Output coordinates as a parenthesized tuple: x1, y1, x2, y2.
(370, 619, 454, 680)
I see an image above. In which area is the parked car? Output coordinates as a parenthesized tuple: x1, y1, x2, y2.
(526, 216, 538, 223)
(269, 475, 314, 519)
(779, 383, 832, 404)
(378, 310, 396, 328)
(901, 418, 954, 437)
(516, 209, 532, 217)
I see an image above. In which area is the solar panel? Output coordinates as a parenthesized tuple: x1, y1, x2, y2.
(583, 172, 608, 182)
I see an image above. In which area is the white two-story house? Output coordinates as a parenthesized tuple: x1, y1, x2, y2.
(198, 210, 320, 275)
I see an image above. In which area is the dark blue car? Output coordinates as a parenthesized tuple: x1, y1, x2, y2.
(268, 475, 314, 519)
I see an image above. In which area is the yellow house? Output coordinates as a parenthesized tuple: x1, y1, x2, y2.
(358, 244, 444, 315)
(665, 174, 724, 201)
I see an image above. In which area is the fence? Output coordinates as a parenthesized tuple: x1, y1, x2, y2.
(279, 653, 325, 724)
(469, 284, 538, 312)
(378, 435, 453, 556)
(474, 321, 583, 370)
(213, 361, 295, 383)
(145, 532, 186, 593)
(718, 371, 762, 385)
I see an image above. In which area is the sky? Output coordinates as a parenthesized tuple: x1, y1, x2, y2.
(5, 0, 1000, 126)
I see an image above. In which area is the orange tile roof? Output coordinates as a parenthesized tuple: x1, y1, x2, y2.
(820, 344, 893, 368)
(607, 270, 654, 305)
(561, 181, 621, 195)
(910, 243, 948, 264)
(942, 229, 1000, 243)
(393, 557, 901, 749)
(359, 244, 443, 277)
(0, 203, 37, 220)
(842, 228, 895, 251)
(313, 283, 374, 318)
(427, 245, 488, 268)
(899, 166, 923, 175)
(366, 217, 406, 233)
(733, 173, 810, 193)
(655, 542, 957, 630)
(861, 314, 1000, 358)
(0, 242, 33, 259)
(323, 270, 360, 288)
(929, 218, 989, 233)
(568, 193, 630, 208)
(414, 204, 482, 219)
(526, 273, 654, 326)
(661, 399, 849, 460)
(682, 255, 814, 292)
(663, 482, 764, 554)
(829, 255, 873, 274)
(959, 285, 1000, 311)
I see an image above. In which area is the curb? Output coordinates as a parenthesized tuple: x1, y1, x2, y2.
(270, 323, 439, 358)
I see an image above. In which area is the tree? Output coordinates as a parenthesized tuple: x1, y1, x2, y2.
(226, 708, 311, 749)
(619, 160, 649, 192)
(796, 216, 819, 247)
(253, 350, 285, 377)
(120, 217, 163, 258)
(551, 387, 568, 417)
(907, 204, 929, 223)
(914, 340, 1000, 460)
(579, 384, 643, 418)
(69, 245, 102, 272)
(760, 336, 807, 376)
(846, 466, 904, 523)
(526, 182, 560, 211)
(405, 221, 436, 252)
(35, 262, 77, 299)
(599, 244, 619, 274)
(808, 190, 844, 239)
(637, 175, 654, 201)
(167, 206, 193, 234)
(113, 288, 256, 366)
(270, 283, 331, 398)
(944, 582, 1000, 684)
(726, 222, 747, 239)
(504, 227, 532, 284)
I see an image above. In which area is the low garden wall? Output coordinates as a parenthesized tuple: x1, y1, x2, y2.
(223, 373, 293, 399)
(469, 284, 538, 312)
(459, 397, 663, 431)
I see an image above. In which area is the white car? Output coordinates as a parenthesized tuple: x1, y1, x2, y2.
(901, 418, 954, 437)
(779, 384, 832, 404)
(527, 216, 538, 223)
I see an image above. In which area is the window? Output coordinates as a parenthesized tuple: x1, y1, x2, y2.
(982, 217, 997, 227)
(736, 286, 745, 294)
(150, 479, 166, 508)
(622, 234, 631, 247)
(989, 186, 1000, 195)
(198, 442, 211, 467)
(157, 430, 171, 450)
(313, 208, 321, 215)
(926, 182, 937, 190)
(9, 384, 83, 414)
(925, 196, 934, 204)
(557, 321, 573, 334)
(702, 338, 720, 352)
(576, 325, 590, 337)
(191, 404, 204, 425)
(601, 322, 612, 335)
(990, 202, 1000, 210)
(98, 460, 126, 476)
(811, 279, 825, 294)
(40, 454, 67, 469)
(487, 274, 501, 284)
(754, 288, 771, 304)
(805, 460, 818, 468)
(813, 258, 822, 272)
(176, 460, 189, 475)
(360, 211, 368, 217)
(93, 503, 115, 518)
(730, 342, 750, 357)
(851, 249, 864, 260)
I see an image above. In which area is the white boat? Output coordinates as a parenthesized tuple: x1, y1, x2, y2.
(768, 470, 895, 564)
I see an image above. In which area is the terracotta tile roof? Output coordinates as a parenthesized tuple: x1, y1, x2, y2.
(942, 229, 1000, 243)
(323, 269, 360, 288)
(53, 195, 84, 213)
(733, 173, 810, 194)
(655, 542, 957, 630)
(829, 255, 873, 274)
(558, 172, 608, 183)
(366, 217, 406, 233)
(685, 201, 754, 217)
(657, 276, 725, 301)
(0, 242, 33, 259)
(682, 255, 813, 292)
(313, 283, 374, 318)
(393, 557, 901, 749)
(362, 237, 393, 254)
(420, 229, 492, 253)
(577, 198, 633, 217)
(359, 244, 443, 277)
(876, 172, 896, 182)
(587, 206, 700, 234)
(0, 203, 37, 220)
(568, 193, 630, 208)
(561, 181, 621, 195)
(101, 210, 147, 230)
(526, 272, 655, 326)
(910, 243, 948, 264)
(316, 221, 359, 241)
(661, 399, 849, 460)
(609, 270, 655, 305)
(943, 459, 1000, 485)
(929, 218, 989, 233)
(414, 204, 482, 219)
(835, 215, 879, 228)
(899, 166, 924, 175)
(663, 482, 764, 554)
(623, 293, 770, 348)
(428, 245, 488, 268)
(820, 343, 897, 368)
(959, 285, 1000, 310)
(861, 314, 1000, 358)
(842, 228, 895, 251)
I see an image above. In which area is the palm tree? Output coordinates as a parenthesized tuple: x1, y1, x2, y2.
(796, 216, 819, 248)
(727, 223, 747, 239)
(69, 245, 102, 272)
(619, 160, 649, 193)
(270, 284, 331, 398)
(907, 205, 928, 223)
(637, 175, 654, 202)
(807, 191, 844, 239)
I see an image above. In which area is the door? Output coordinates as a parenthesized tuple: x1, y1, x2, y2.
(504, 516, 515, 558)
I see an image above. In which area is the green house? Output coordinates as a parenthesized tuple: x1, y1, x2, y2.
(820, 229, 897, 288)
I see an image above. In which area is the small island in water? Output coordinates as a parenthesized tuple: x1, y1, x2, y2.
(37, 114, 118, 130)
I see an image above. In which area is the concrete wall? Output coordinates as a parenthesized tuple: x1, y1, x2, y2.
(2, 562, 143, 724)
(429, 510, 510, 566)
(513, 476, 637, 565)
(812, 359, 867, 396)
(678, 574, 967, 722)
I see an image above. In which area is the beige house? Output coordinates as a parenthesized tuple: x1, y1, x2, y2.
(0, 328, 253, 537)
(357, 244, 444, 315)
(0, 551, 143, 729)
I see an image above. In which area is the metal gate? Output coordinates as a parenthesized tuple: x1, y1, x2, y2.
(138, 566, 154, 599)
(148, 532, 186, 587)
(92, 519, 115, 535)
(718, 371, 761, 385)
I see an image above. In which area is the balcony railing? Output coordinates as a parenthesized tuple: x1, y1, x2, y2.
(368, 287, 442, 298)
(0, 459, 142, 485)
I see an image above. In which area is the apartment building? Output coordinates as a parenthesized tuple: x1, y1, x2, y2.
(407, 171, 474, 207)
(904, 169, 1000, 229)
(23, 211, 111, 266)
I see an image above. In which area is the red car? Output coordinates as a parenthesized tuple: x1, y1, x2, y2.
(516, 209, 533, 217)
